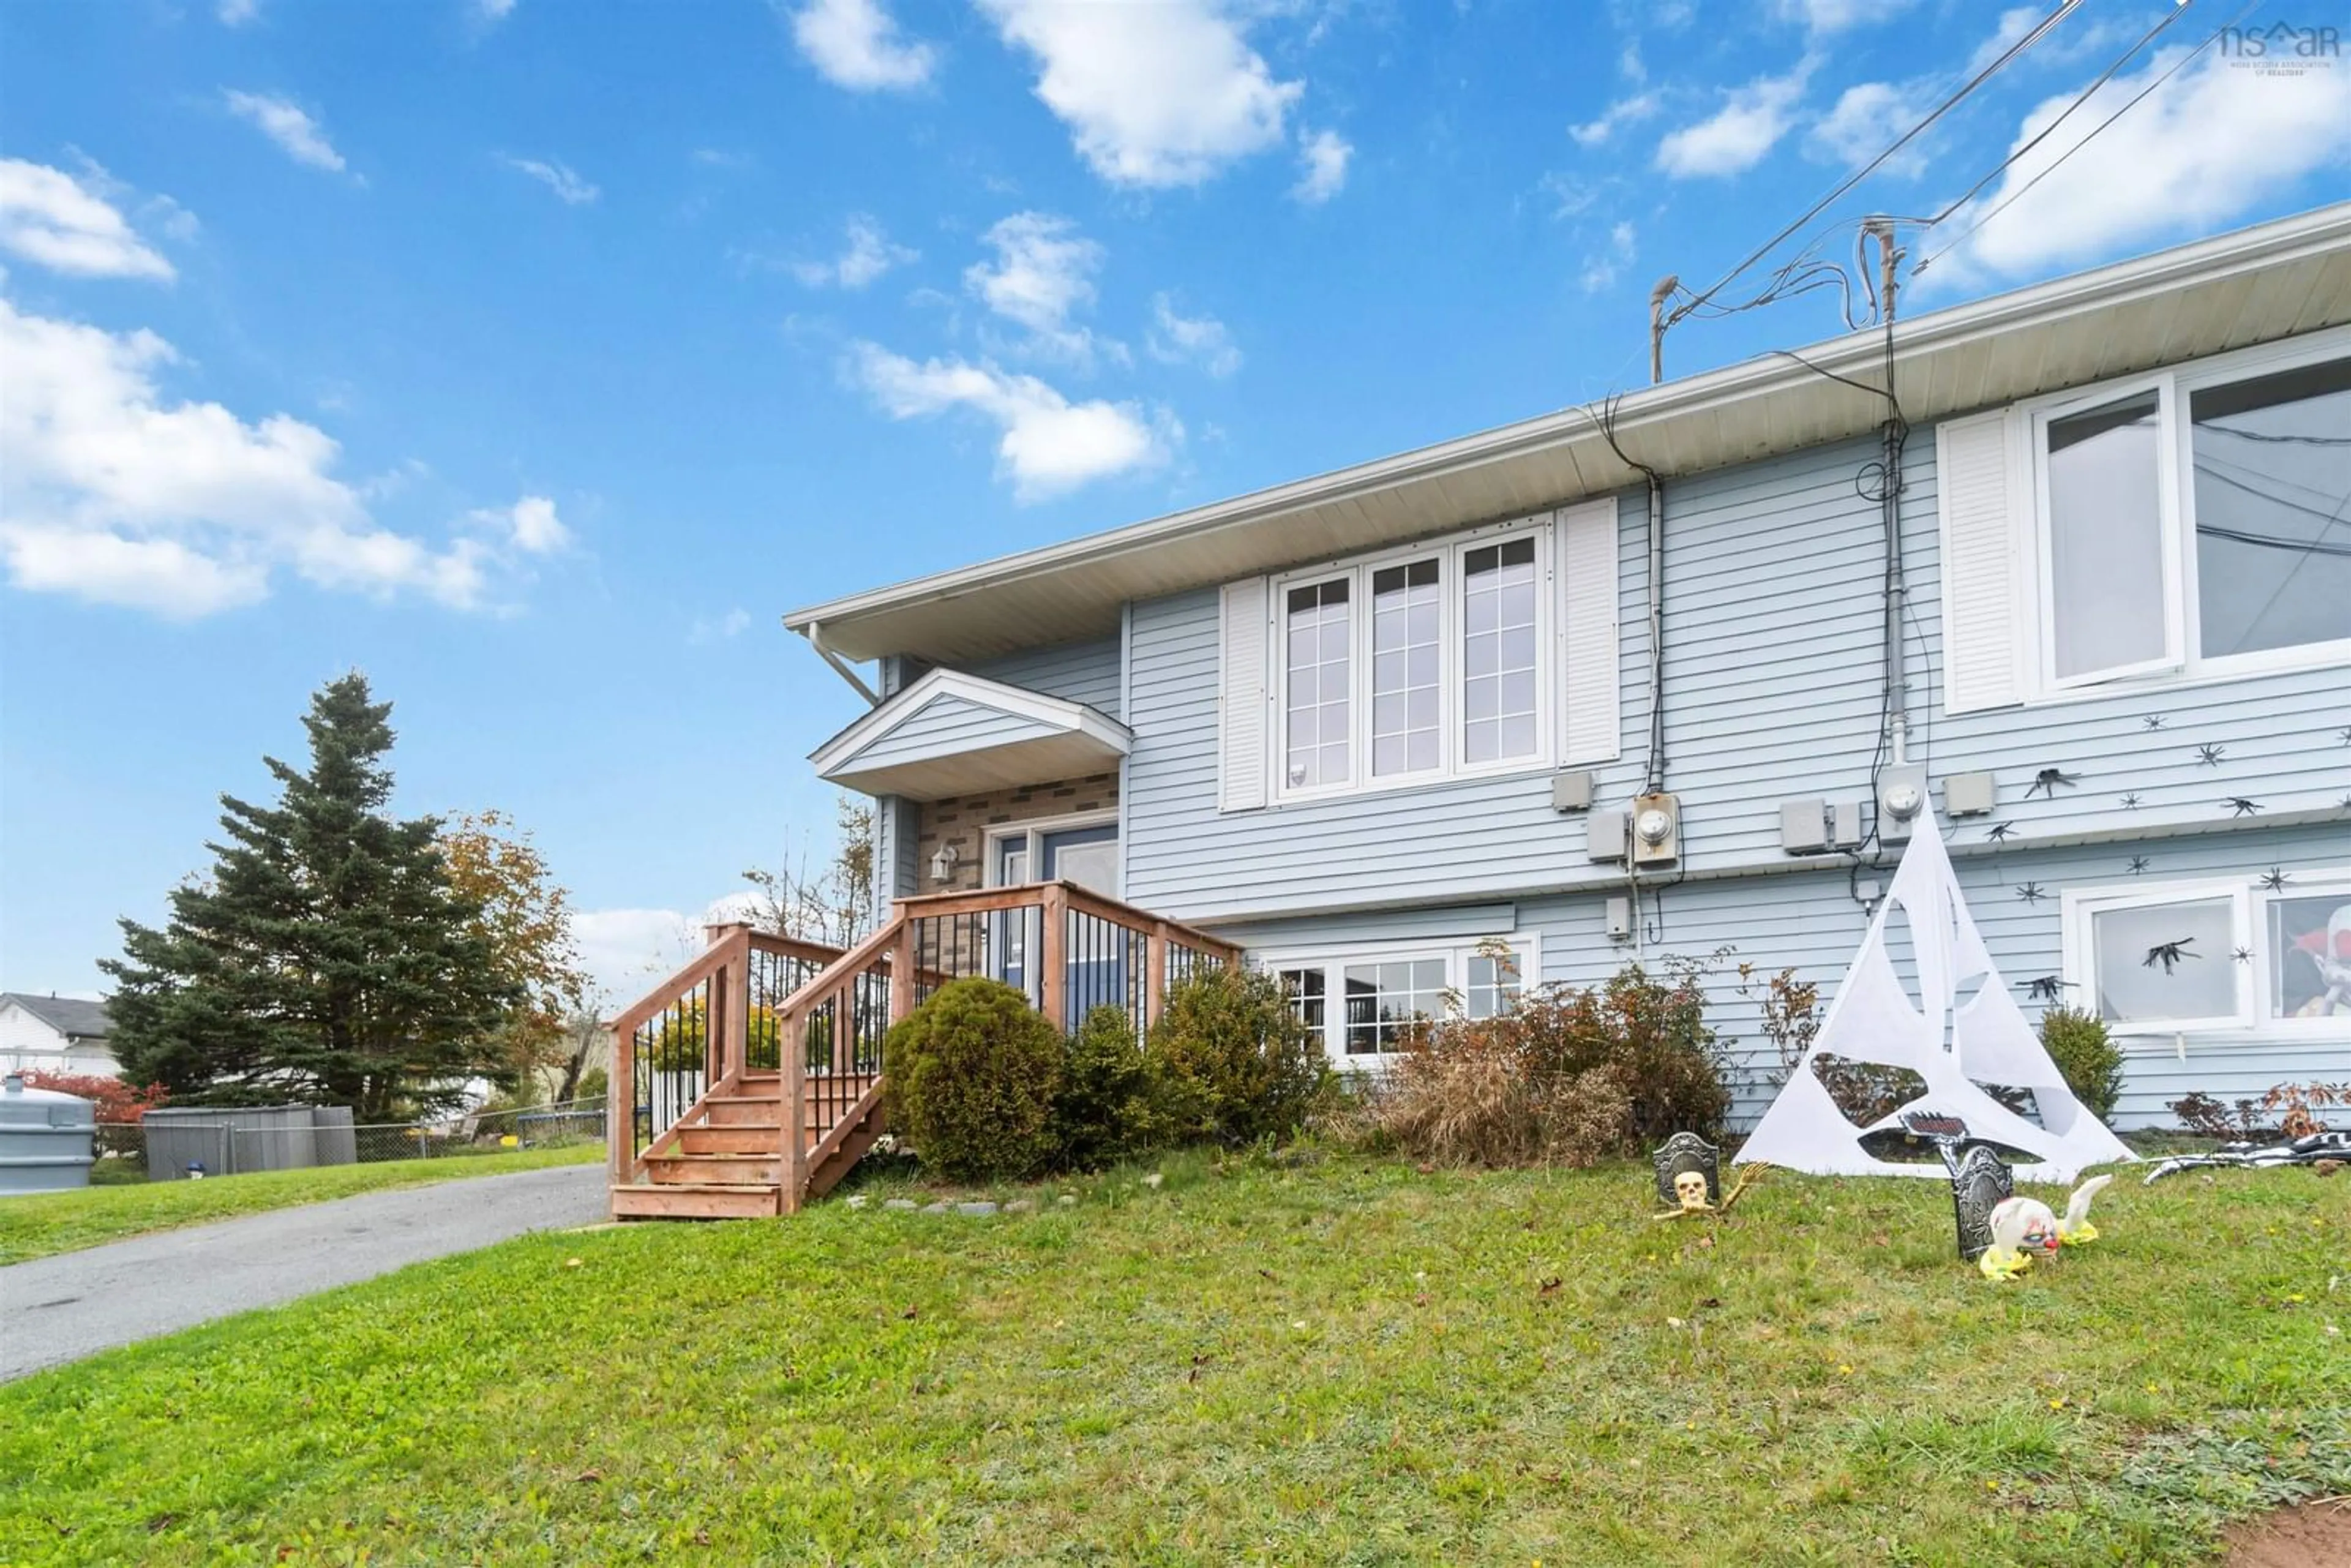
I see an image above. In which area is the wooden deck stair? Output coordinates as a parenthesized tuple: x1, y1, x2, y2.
(606, 882, 1242, 1222)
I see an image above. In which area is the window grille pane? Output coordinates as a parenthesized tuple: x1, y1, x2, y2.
(2047, 391, 2167, 679)
(2190, 357, 2351, 659)
(1463, 536, 1540, 761)
(1466, 951, 1523, 1020)
(2268, 891, 2351, 1021)
(1284, 579, 1350, 789)
(2090, 897, 2238, 1024)
(1279, 967, 1327, 1032)
(1370, 556, 1441, 776)
(1342, 958, 1447, 1055)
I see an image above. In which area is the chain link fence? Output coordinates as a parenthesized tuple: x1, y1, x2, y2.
(93, 1096, 609, 1184)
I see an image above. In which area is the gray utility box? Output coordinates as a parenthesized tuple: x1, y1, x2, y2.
(0, 1073, 96, 1195)
(142, 1105, 358, 1180)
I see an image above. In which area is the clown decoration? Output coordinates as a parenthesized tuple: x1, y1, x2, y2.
(1978, 1174, 2112, 1280)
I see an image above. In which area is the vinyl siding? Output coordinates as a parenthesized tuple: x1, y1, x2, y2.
(843, 693, 1063, 772)
(1125, 429, 2350, 924)
(970, 636, 1123, 720)
(1235, 822, 2346, 1130)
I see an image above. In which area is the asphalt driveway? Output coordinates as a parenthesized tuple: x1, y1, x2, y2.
(0, 1162, 608, 1382)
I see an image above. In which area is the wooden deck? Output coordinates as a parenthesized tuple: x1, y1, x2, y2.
(606, 883, 1239, 1220)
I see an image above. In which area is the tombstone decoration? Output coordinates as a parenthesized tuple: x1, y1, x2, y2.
(1948, 1146, 2015, 1266)
(1652, 1132, 1722, 1209)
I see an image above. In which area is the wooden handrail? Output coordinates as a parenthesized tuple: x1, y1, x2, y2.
(611, 926, 752, 1045)
(896, 880, 1241, 962)
(747, 930, 851, 967)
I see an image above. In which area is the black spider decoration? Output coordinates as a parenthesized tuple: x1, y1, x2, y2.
(2225, 797, 2261, 817)
(2025, 768, 2079, 800)
(2339, 727, 2351, 746)
(2017, 882, 2047, 905)
(2143, 937, 2198, 975)
(2341, 793, 2351, 811)
(2023, 975, 2074, 1003)
(2121, 792, 2143, 810)
(2259, 866, 2290, 891)
(2232, 947, 2255, 964)
(1985, 820, 2017, 842)
(2142, 715, 2165, 730)
(2196, 743, 2226, 767)
(2127, 855, 2151, 876)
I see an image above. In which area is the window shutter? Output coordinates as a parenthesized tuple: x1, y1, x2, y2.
(1218, 577, 1270, 812)
(1937, 410, 2028, 713)
(1557, 500, 1621, 765)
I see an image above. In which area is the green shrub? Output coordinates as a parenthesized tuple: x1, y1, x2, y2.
(2038, 1005, 2124, 1120)
(884, 977, 1064, 1182)
(1147, 966, 1330, 1148)
(574, 1067, 608, 1103)
(1054, 1006, 1168, 1171)
(1358, 958, 1731, 1167)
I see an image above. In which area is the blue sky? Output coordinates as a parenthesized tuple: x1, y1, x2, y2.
(3, 0, 2346, 1005)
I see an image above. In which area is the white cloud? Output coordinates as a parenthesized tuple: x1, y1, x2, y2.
(1775, 0, 1909, 34)
(477, 0, 517, 21)
(1292, 128, 1351, 203)
(223, 91, 349, 174)
(1807, 80, 1930, 176)
(501, 156, 598, 205)
(1931, 45, 2351, 282)
(1966, 6, 2042, 76)
(787, 0, 939, 91)
(689, 607, 754, 644)
(217, 0, 261, 24)
(791, 214, 917, 289)
(978, 0, 1302, 187)
(1578, 220, 1637, 294)
(1569, 91, 1659, 148)
(0, 159, 176, 282)
(571, 908, 702, 1004)
(1654, 62, 1812, 178)
(1147, 294, 1241, 377)
(963, 211, 1108, 364)
(845, 342, 1175, 501)
(480, 494, 571, 554)
(0, 298, 550, 617)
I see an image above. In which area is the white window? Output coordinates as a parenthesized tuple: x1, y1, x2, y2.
(1948, 330, 2351, 712)
(1261, 936, 1539, 1064)
(2062, 872, 2351, 1038)
(1270, 519, 1553, 800)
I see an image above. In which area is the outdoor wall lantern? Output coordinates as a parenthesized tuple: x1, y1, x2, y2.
(931, 842, 960, 883)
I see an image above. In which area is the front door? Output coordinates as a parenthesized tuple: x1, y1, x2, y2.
(989, 822, 1122, 1012)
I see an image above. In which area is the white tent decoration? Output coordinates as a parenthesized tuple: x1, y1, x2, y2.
(1735, 809, 2134, 1185)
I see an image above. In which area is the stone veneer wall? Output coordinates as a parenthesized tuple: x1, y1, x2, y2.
(914, 771, 1120, 893)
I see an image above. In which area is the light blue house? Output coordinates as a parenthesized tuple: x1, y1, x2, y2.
(786, 206, 2351, 1136)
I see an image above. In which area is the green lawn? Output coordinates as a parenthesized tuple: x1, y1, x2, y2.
(0, 1141, 605, 1266)
(2, 1151, 2341, 1566)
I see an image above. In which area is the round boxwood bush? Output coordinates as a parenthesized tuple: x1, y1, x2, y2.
(1056, 1005, 1169, 1171)
(1147, 965, 1329, 1148)
(884, 977, 1064, 1181)
(2038, 1004, 2124, 1120)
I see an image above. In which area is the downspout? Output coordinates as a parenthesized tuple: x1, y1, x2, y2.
(1644, 471, 1666, 796)
(1867, 221, 1910, 770)
(803, 621, 881, 707)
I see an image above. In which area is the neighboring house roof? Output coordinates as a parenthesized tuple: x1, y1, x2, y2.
(0, 993, 114, 1041)
(786, 203, 2351, 666)
(810, 667, 1133, 801)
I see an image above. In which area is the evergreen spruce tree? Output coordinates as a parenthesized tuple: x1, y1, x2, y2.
(103, 675, 518, 1119)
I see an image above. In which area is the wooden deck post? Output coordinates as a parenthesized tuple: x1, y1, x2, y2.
(1144, 919, 1170, 1031)
(1039, 883, 1069, 1032)
(707, 923, 752, 1082)
(781, 988, 812, 1215)
(888, 915, 917, 1026)
(609, 1015, 632, 1186)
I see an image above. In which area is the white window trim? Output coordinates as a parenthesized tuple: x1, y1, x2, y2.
(2060, 868, 2351, 1043)
(1268, 514, 1556, 804)
(2012, 323, 2351, 705)
(1258, 932, 1542, 1068)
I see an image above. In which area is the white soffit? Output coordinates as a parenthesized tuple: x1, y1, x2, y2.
(811, 669, 1131, 803)
(789, 204, 2351, 666)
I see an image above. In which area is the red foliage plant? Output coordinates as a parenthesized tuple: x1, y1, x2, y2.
(18, 1070, 169, 1125)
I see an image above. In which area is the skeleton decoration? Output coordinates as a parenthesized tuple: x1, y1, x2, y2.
(1978, 1176, 2112, 1281)
(1653, 1162, 1770, 1221)
(1652, 1132, 1721, 1209)
(1736, 811, 2135, 1184)
(2143, 1130, 2351, 1184)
